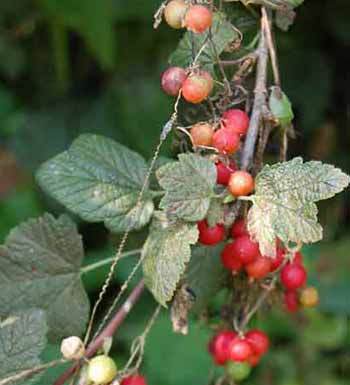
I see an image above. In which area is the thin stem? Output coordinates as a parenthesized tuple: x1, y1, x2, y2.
(52, 280, 145, 385)
(80, 249, 142, 275)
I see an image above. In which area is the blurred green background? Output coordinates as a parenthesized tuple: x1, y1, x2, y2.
(0, 1, 349, 384)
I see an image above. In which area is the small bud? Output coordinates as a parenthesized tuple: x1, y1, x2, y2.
(60, 336, 85, 360)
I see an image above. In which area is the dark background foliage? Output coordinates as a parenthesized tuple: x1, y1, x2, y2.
(0, 1, 349, 384)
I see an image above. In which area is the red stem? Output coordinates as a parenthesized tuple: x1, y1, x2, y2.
(53, 279, 145, 385)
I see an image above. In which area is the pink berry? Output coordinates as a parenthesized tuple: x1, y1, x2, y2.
(184, 5, 212, 33)
(280, 262, 307, 290)
(161, 66, 187, 96)
(221, 242, 243, 272)
(198, 219, 225, 246)
(245, 329, 269, 356)
(222, 109, 250, 136)
(245, 255, 272, 280)
(212, 128, 240, 155)
(230, 235, 260, 265)
(182, 70, 213, 104)
(216, 160, 237, 185)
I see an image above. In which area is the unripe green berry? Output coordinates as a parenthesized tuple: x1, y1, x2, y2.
(226, 361, 251, 382)
(87, 355, 117, 384)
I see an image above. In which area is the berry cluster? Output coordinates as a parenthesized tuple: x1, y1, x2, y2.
(209, 329, 269, 381)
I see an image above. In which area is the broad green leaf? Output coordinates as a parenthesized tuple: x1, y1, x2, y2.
(157, 153, 216, 222)
(248, 158, 350, 257)
(142, 218, 198, 306)
(269, 87, 294, 126)
(206, 199, 224, 228)
(36, 134, 154, 233)
(0, 309, 47, 384)
(169, 13, 237, 72)
(187, 244, 226, 312)
(0, 214, 89, 340)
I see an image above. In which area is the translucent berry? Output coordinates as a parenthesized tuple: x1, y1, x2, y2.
(212, 128, 240, 155)
(221, 242, 243, 272)
(198, 219, 225, 246)
(299, 286, 319, 308)
(230, 235, 260, 265)
(246, 255, 272, 280)
(121, 374, 147, 385)
(164, 0, 188, 29)
(228, 337, 253, 362)
(231, 218, 249, 238)
(209, 331, 237, 365)
(245, 329, 270, 356)
(216, 160, 237, 185)
(87, 355, 117, 385)
(284, 290, 299, 312)
(190, 122, 213, 147)
(281, 262, 307, 290)
(182, 71, 213, 104)
(184, 5, 212, 33)
(161, 66, 187, 96)
(222, 109, 250, 136)
(228, 170, 254, 196)
(226, 361, 252, 382)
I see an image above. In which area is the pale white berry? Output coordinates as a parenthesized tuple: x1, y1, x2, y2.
(60, 336, 85, 360)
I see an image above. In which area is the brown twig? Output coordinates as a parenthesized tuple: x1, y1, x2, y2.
(52, 280, 145, 385)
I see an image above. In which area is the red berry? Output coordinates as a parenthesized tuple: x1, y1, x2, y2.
(216, 160, 237, 185)
(280, 262, 307, 290)
(121, 375, 147, 385)
(161, 66, 187, 96)
(198, 219, 225, 246)
(246, 255, 272, 280)
(184, 5, 212, 33)
(228, 170, 254, 196)
(222, 109, 250, 136)
(247, 353, 261, 367)
(230, 235, 259, 265)
(221, 242, 243, 272)
(209, 331, 237, 365)
(231, 218, 249, 238)
(270, 247, 285, 272)
(284, 290, 299, 312)
(182, 71, 213, 104)
(212, 129, 240, 155)
(190, 122, 213, 147)
(228, 337, 253, 362)
(294, 251, 303, 265)
(245, 329, 269, 356)
(164, 0, 188, 29)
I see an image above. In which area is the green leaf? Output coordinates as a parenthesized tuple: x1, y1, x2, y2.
(248, 157, 350, 257)
(187, 244, 226, 312)
(0, 214, 89, 340)
(206, 199, 224, 227)
(36, 134, 154, 233)
(169, 13, 237, 72)
(0, 309, 47, 384)
(157, 153, 216, 222)
(142, 217, 198, 306)
(269, 87, 294, 126)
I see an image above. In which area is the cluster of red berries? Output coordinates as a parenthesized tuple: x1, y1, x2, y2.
(164, 0, 212, 33)
(209, 329, 269, 381)
(121, 374, 147, 385)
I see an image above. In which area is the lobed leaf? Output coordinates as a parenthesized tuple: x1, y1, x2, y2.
(248, 158, 350, 257)
(36, 134, 154, 233)
(157, 153, 216, 222)
(142, 219, 198, 306)
(0, 214, 89, 340)
(0, 309, 47, 385)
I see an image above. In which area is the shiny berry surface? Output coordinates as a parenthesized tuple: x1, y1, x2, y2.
(221, 242, 243, 272)
(245, 329, 270, 355)
(281, 262, 307, 290)
(190, 122, 213, 147)
(209, 331, 237, 365)
(228, 170, 254, 196)
(230, 235, 260, 265)
(87, 355, 117, 385)
(198, 219, 225, 246)
(228, 338, 253, 362)
(222, 109, 250, 135)
(164, 0, 188, 29)
(121, 375, 147, 385)
(182, 71, 213, 104)
(212, 128, 240, 155)
(184, 5, 212, 33)
(246, 255, 272, 279)
(161, 66, 187, 96)
(216, 160, 237, 185)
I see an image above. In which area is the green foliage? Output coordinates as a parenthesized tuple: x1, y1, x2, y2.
(248, 157, 350, 257)
(0, 309, 47, 384)
(157, 153, 217, 222)
(0, 214, 89, 340)
(36, 134, 155, 233)
(142, 215, 198, 306)
(169, 13, 238, 72)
